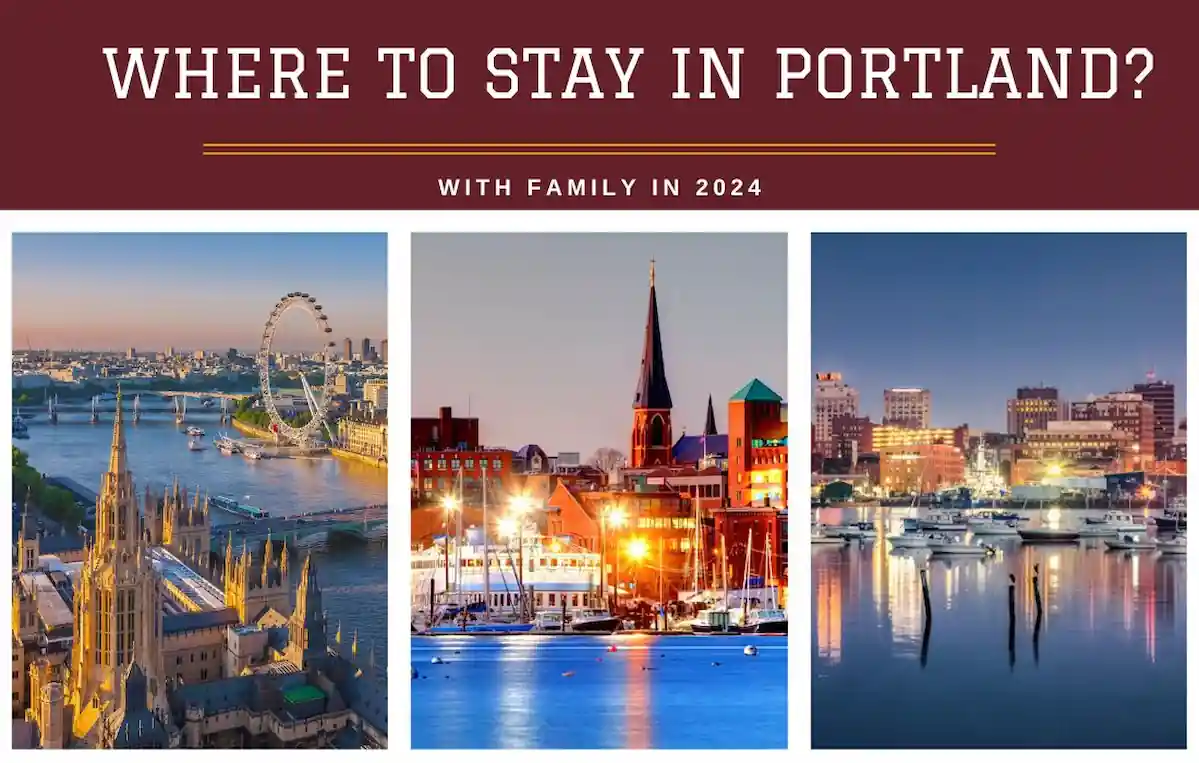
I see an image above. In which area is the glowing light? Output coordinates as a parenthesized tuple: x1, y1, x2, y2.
(441, 495, 459, 513)
(1045, 463, 1063, 477)
(624, 537, 649, 561)
(496, 517, 518, 537)
(606, 506, 628, 528)
(508, 495, 533, 514)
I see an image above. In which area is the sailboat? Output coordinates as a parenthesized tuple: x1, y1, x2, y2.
(689, 533, 740, 634)
(744, 532, 787, 634)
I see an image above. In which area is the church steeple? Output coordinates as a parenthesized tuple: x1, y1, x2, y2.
(108, 385, 128, 476)
(704, 394, 718, 436)
(285, 552, 328, 669)
(630, 260, 674, 468)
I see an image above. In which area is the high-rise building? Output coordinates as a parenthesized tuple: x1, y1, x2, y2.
(630, 261, 673, 468)
(343, 337, 353, 361)
(814, 372, 859, 458)
(883, 388, 931, 428)
(380, 339, 388, 364)
(1131, 376, 1176, 460)
(363, 379, 388, 412)
(164, 346, 174, 358)
(361, 338, 371, 362)
(126, 347, 136, 360)
(1070, 392, 1155, 467)
(1006, 387, 1068, 440)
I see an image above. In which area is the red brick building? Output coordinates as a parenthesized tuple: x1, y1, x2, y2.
(412, 406, 478, 451)
(832, 414, 874, 462)
(727, 379, 788, 508)
(411, 448, 514, 506)
(710, 506, 787, 599)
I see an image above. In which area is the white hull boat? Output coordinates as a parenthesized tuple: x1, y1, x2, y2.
(887, 533, 931, 549)
(968, 520, 1019, 536)
(1104, 534, 1156, 551)
(919, 512, 967, 532)
(1155, 535, 1187, 555)
(1078, 524, 1120, 537)
(833, 522, 877, 540)
(1087, 511, 1149, 533)
(812, 524, 850, 544)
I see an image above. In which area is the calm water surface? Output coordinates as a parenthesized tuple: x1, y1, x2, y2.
(412, 634, 787, 749)
(18, 412, 390, 668)
(812, 507, 1186, 749)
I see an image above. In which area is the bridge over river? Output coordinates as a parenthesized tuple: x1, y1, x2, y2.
(212, 504, 388, 554)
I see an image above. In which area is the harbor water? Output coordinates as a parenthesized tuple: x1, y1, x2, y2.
(812, 506, 1187, 749)
(412, 634, 787, 749)
(17, 411, 390, 669)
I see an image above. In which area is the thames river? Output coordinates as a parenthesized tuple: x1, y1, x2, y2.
(812, 506, 1187, 749)
(17, 410, 390, 669)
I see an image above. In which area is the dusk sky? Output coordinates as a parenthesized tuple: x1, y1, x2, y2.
(412, 233, 787, 456)
(813, 233, 1187, 432)
(12, 233, 387, 352)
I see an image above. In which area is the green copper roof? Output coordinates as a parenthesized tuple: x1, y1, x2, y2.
(283, 684, 327, 704)
(730, 378, 782, 403)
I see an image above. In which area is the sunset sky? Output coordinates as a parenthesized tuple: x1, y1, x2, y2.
(412, 232, 788, 456)
(12, 233, 387, 353)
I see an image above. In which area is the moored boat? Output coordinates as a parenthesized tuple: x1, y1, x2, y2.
(812, 524, 849, 544)
(689, 607, 742, 634)
(887, 532, 933, 549)
(1085, 511, 1148, 533)
(927, 535, 991, 556)
(968, 519, 1019, 536)
(1155, 534, 1187, 555)
(834, 521, 877, 540)
(1154, 508, 1188, 532)
(569, 608, 623, 633)
(919, 511, 967, 532)
(1018, 527, 1081, 542)
(744, 607, 788, 634)
(1104, 533, 1157, 551)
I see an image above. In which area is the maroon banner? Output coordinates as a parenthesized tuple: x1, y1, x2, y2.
(0, 0, 1194, 209)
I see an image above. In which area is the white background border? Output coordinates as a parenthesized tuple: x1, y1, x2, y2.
(0, 210, 1193, 758)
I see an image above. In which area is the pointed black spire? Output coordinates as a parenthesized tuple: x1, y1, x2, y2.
(703, 394, 718, 436)
(633, 260, 673, 410)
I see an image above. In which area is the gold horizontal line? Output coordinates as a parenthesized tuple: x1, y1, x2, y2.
(203, 141, 997, 149)
(203, 150, 996, 157)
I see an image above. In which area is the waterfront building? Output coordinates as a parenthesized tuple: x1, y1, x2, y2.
(831, 414, 874, 465)
(1006, 386, 1069, 440)
(728, 378, 787, 508)
(878, 443, 966, 494)
(1070, 392, 1155, 469)
(709, 506, 787, 602)
(1012, 420, 1134, 484)
(339, 412, 388, 462)
(12, 390, 387, 749)
(363, 379, 388, 412)
(1131, 376, 1176, 460)
(411, 447, 512, 506)
(883, 387, 931, 428)
(813, 372, 858, 458)
(871, 424, 967, 451)
(412, 405, 479, 451)
(630, 261, 674, 468)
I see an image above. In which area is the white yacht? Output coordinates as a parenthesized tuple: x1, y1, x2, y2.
(887, 532, 934, 549)
(1156, 533, 1187, 555)
(1086, 511, 1148, 533)
(812, 524, 849, 545)
(569, 608, 622, 633)
(919, 511, 967, 532)
(1104, 533, 1157, 551)
(927, 534, 990, 556)
(833, 521, 877, 540)
(968, 519, 1019, 536)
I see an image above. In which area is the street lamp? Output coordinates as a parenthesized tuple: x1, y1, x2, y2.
(601, 505, 627, 611)
(508, 495, 533, 621)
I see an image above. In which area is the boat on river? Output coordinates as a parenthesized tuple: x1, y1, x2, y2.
(927, 535, 992, 556)
(209, 494, 270, 520)
(919, 511, 967, 532)
(832, 521, 877, 540)
(744, 608, 788, 634)
(1018, 527, 1081, 542)
(887, 532, 934, 549)
(1155, 533, 1187, 555)
(1086, 511, 1148, 533)
(1104, 533, 1157, 551)
(968, 518, 1020, 536)
(1154, 507, 1187, 532)
(569, 608, 624, 633)
(812, 524, 849, 544)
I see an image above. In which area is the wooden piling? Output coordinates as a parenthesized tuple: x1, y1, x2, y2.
(1008, 573, 1016, 668)
(1032, 563, 1043, 617)
(919, 567, 932, 622)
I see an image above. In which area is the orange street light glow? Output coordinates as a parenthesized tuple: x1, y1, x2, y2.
(625, 537, 648, 561)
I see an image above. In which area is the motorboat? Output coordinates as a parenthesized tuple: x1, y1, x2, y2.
(1086, 511, 1148, 532)
(185, 426, 206, 437)
(1155, 533, 1187, 555)
(1104, 533, 1157, 551)
(744, 607, 788, 634)
(834, 521, 877, 540)
(927, 535, 991, 556)
(968, 518, 1020, 536)
(968, 509, 1025, 523)
(689, 607, 742, 634)
(533, 611, 567, 632)
(887, 532, 933, 549)
(812, 524, 849, 545)
(1154, 508, 1188, 532)
(569, 608, 623, 633)
(902, 517, 923, 532)
(1078, 523, 1120, 537)
(919, 511, 967, 532)
(1017, 527, 1081, 542)
(187, 438, 205, 451)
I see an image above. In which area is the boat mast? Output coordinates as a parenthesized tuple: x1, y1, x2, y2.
(456, 464, 464, 608)
(764, 532, 775, 609)
(743, 527, 753, 604)
(720, 533, 728, 609)
(690, 497, 700, 594)
(482, 460, 490, 620)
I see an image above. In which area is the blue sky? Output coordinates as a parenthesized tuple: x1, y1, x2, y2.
(412, 233, 788, 455)
(12, 233, 387, 352)
(812, 233, 1187, 431)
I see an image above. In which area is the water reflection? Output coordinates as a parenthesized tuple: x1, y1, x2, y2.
(812, 507, 1187, 749)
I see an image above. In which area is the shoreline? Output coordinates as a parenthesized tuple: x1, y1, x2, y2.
(331, 446, 387, 470)
(231, 417, 276, 440)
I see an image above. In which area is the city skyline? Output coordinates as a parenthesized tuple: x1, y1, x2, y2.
(12, 233, 387, 350)
(812, 232, 1187, 432)
(412, 232, 787, 456)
